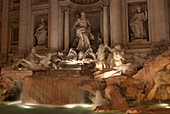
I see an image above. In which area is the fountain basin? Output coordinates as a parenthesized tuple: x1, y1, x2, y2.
(22, 75, 90, 105)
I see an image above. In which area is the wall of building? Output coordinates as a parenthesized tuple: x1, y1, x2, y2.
(169, 0, 170, 39)
(0, 0, 169, 64)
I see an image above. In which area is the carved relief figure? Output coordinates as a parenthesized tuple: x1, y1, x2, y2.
(34, 18, 48, 46)
(72, 12, 94, 51)
(130, 6, 147, 41)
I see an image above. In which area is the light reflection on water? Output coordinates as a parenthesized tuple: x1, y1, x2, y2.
(0, 102, 124, 114)
(3, 101, 170, 114)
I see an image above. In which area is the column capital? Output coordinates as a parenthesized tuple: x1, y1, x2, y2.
(62, 6, 70, 12)
(101, 0, 110, 7)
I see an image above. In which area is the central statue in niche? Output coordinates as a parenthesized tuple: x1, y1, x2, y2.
(72, 12, 94, 57)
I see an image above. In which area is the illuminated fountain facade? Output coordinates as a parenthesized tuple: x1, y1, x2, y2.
(0, 0, 170, 113)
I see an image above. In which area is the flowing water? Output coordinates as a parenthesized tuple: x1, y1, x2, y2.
(94, 90, 106, 106)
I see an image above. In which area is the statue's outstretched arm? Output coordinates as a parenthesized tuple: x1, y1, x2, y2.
(105, 45, 114, 52)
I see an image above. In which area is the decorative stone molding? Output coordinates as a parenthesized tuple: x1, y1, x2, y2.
(32, 0, 49, 5)
(32, 4, 49, 12)
(9, 1, 20, 12)
(70, 0, 99, 5)
(59, 0, 103, 12)
(63, 6, 70, 12)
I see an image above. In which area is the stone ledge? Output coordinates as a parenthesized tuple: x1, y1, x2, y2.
(125, 48, 152, 54)
(1, 67, 33, 78)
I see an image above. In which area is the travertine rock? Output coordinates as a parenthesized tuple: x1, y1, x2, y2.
(0, 67, 32, 101)
(133, 50, 170, 99)
(105, 77, 130, 110)
(148, 64, 170, 100)
(0, 76, 23, 101)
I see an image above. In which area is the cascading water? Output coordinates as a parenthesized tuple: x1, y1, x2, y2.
(94, 90, 105, 106)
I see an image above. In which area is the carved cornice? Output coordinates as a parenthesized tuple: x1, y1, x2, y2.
(70, 0, 99, 5)
(59, 0, 104, 12)
(32, 4, 49, 12)
(32, 0, 49, 5)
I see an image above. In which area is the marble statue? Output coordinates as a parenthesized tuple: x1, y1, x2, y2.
(107, 45, 125, 66)
(130, 6, 147, 40)
(72, 12, 94, 51)
(91, 33, 103, 53)
(66, 48, 78, 60)
(83, 48, 96, 60)
(34, 18, 48, 46)
(12, 47, 55, 69)
(95, 44, 108, 70)
(96, 44, 108, 62)
(34, 53, 52, 67)
(12, 47, 38, 69)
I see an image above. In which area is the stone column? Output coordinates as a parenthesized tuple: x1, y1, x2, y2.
(103, 4, 109, 45)
(58, 7, 64, 51)
(49, 0, 59, 50)
(110, 0, 123, 47)
(64, 8, 69, 51)
(1, 0, 9, 55)
(164, 0, 169, 42)
(19, 0, 28, 54)
(154, 0, 168, 42)
(100, 9, 103, 40)
(27, 0, 32, 51)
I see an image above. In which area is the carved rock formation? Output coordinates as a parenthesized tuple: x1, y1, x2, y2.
(0, 67, 32, 101)
(133, 50, 170, 100)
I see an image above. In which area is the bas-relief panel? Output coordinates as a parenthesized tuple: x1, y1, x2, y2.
(70, 11, 101, 46)
(127, 2, 149, 43)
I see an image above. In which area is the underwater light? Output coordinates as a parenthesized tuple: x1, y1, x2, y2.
(155, 103, 170, 108)
(64, 104, 96, 109)
(166, 106, 170, 108)
(159, 103, 169, 106)
(24, 103, 38, 106)
(19, 105, 33, 109)
(7, 101, 22, 105)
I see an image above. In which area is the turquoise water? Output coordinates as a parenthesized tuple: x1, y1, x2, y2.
(0, 102, 124, 114)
